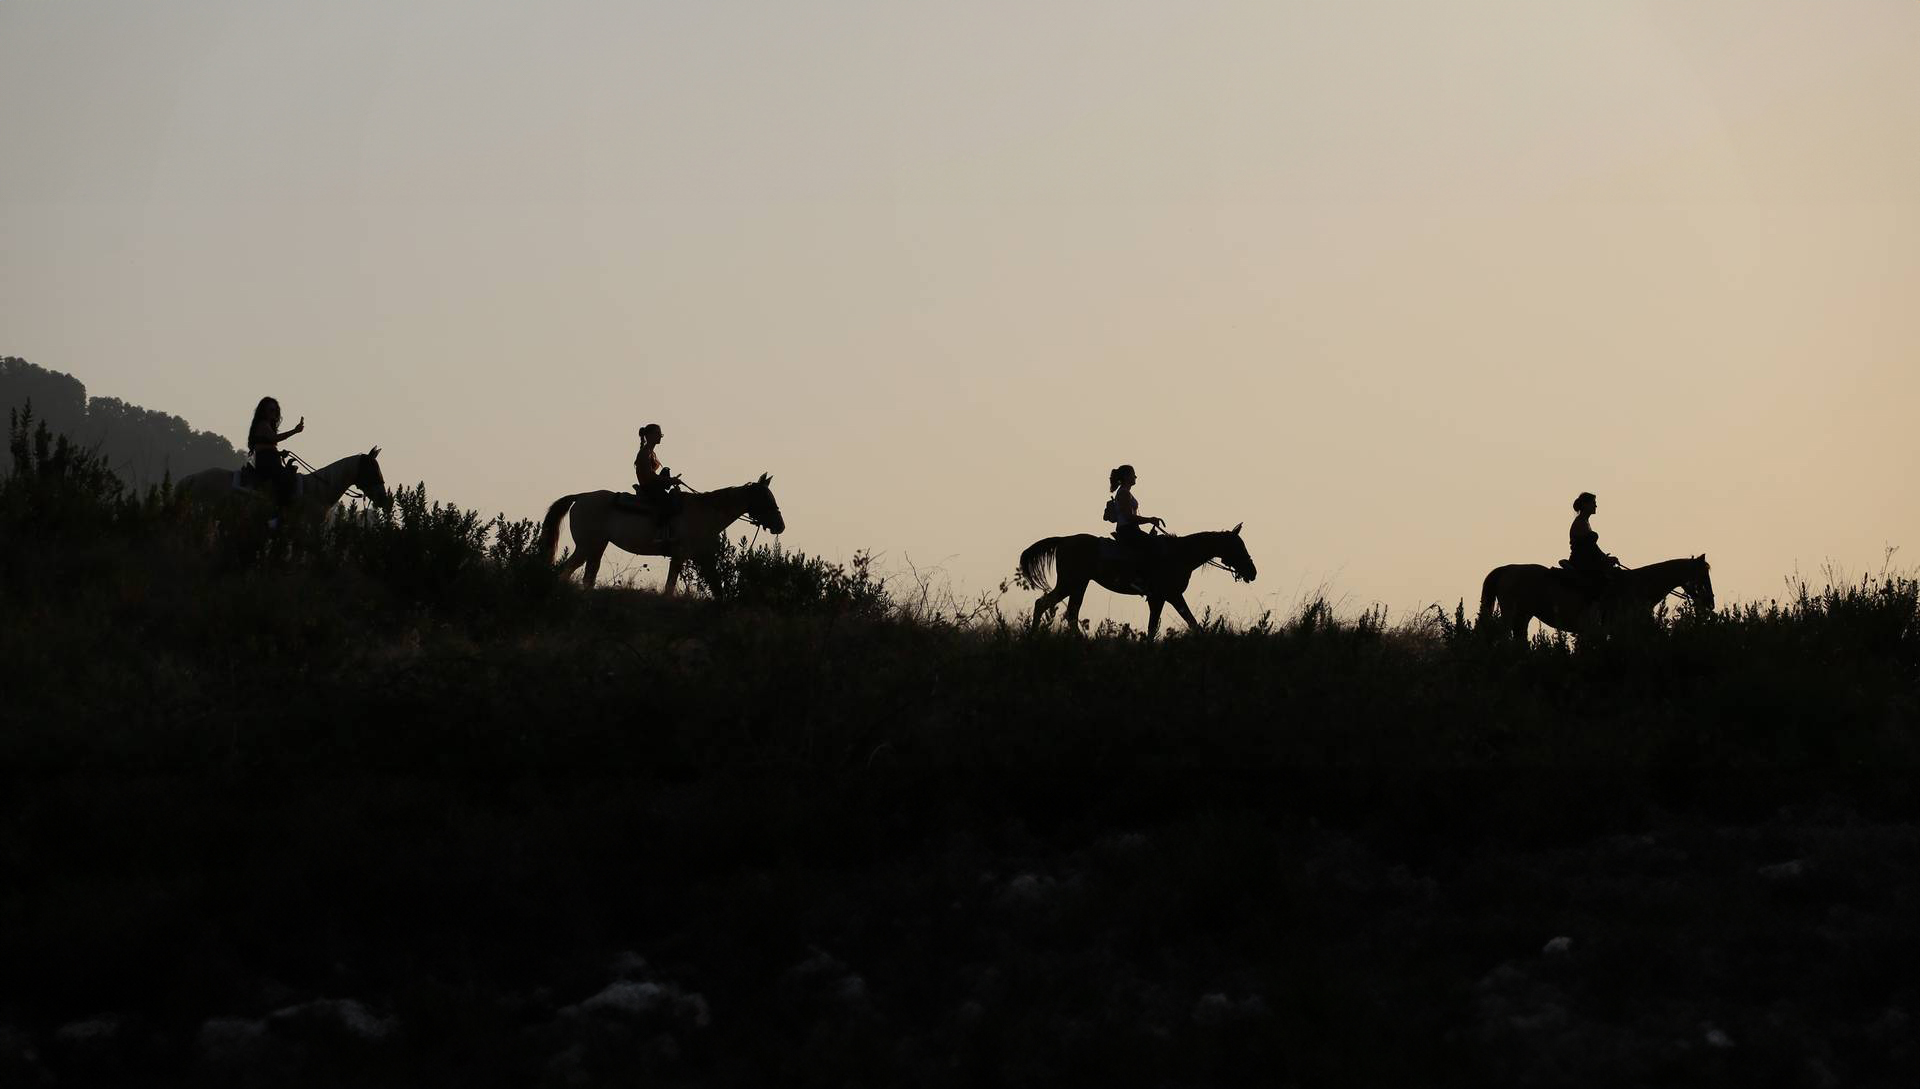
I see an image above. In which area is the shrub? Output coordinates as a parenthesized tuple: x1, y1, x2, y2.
(4, 403, 129, 532)
(324, 483, 555, 608)
(680, 534, 892, 618)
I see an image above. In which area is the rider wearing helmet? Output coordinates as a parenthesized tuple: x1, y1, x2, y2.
(634, 422, 680, 543)
(634, 423, 671, 497)
(247, 397, 304, 508)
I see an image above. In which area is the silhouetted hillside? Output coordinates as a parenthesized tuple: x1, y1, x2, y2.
(0, 355, 242, 486)
(5, 414, 1918, 1088)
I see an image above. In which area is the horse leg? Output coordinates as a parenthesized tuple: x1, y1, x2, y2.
(582, 542, 609, 588)
(1147, 597, 1165, 639)
(662, 554, 684, 597)
(1509, 607, 1531, 641)
(556, 509, 597, 581)
(1030, 588, 1066, 631)
(1169, 593, 1203, 632)
(1064, 582, 1089, 636)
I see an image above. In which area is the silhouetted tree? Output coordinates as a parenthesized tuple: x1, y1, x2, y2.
(0, 356, 242, 487)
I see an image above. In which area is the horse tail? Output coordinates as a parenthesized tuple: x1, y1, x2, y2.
(1019, 537, 1066, 591)
(540, 494, 582, 563)
(1478, 568, 1502, 627)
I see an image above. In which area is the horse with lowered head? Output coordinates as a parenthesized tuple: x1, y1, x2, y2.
(539, 475, 784, 593)
(174, 448, 392, 519)
(1478, 555, 1714, 640)
(1019, 525, 1257, 638)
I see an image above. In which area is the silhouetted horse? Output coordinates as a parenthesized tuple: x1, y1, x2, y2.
(1019, 526, 1256, 638)
(175, 448, 392, 519)
(539, 475, 784, 592)
(1478, 555, 1714, 639)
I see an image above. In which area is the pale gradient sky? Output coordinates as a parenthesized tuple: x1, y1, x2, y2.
(4, 1, 1917, 623)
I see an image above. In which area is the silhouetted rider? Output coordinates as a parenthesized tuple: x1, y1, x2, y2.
(634, 423, 671, 496)
(1105, 464, 1164, 545)
(633, 422, 681, 543)
(247, 396, 304, 509)
(1566, 491, 1623, 591)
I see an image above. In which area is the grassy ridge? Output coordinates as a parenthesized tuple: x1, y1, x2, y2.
(4, 413, 1919, 1086)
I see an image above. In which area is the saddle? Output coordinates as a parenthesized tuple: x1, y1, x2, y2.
(612, 488, 678, 516)
(1099, 535, 1169, 592)
(1553, 560, 1619, 599)
(231, 464, 301, 498)
(612, 489, 682, 549)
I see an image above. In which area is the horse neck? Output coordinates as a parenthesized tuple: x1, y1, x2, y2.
(1173, 531, 1231, 571)
(1625, 557, 1696, 598)
(692, 484, 753, 518)
(680, 483, 756, 535)
(306, 454, 362, 506)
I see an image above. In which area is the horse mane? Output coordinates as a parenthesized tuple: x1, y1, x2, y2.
(1176, 528, 1244, 553)
(1630, 555, 1706, 578)
(695, 479, 765, 501)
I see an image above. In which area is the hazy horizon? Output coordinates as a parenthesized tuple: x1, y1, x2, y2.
(5, 1, 1916, 622)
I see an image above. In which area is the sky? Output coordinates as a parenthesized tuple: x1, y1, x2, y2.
(4, 0, 1917, 625)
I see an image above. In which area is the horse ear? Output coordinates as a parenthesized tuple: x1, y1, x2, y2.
(1233, 522, 1243, 535)
(758, 472, 772, 486)
(368, 446, 381, 459)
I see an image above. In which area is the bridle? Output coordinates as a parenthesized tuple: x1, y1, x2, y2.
(285, 450, 373, 503)
(1667, 580, 1711, 611)
(679, 474, 779, 541)
(1160, 521, 1248, 582)
(1144, 518, 1250, 582)
(1204, 558, 1248, 581)
(1662, 565, 1713, 612)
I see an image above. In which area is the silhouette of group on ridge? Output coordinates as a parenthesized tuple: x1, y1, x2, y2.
(188, 393, 1708, 639)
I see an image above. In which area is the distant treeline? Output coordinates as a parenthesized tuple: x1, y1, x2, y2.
(0, 355, 242, 487)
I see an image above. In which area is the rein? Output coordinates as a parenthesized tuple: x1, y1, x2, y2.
(1141, 519, 1249, 582)
(675, 475, 777, 537)
(286, 450, 370, 503)
(691, 476, 779, 534)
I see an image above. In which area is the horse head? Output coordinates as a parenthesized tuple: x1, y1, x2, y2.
(359, 446, 392, 511)
(1684, 554, 1714, 613)
(1217, 523, 1257, 582)
(746, 472, 785, 534)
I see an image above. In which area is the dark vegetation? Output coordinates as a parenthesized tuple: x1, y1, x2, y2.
(4, 406, 1918, 1087)
(1, 357, 242, 490)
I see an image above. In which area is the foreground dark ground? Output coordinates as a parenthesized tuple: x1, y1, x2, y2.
(4, 431, 1917, 1086)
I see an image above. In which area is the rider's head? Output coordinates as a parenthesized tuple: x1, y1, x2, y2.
(1573, 491, 1597, 515)
(254, 397, 281, 428)
(1110, 464, 1136, 492)
(639, 422, 664, 445)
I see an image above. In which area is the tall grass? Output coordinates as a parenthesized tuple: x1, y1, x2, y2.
(7, 412, 1920, 1086)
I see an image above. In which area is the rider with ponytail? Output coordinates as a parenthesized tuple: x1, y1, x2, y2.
(1104, 464, 1164, 545)
(634, 423, 670, 497)
(248, 396, 304, 507)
